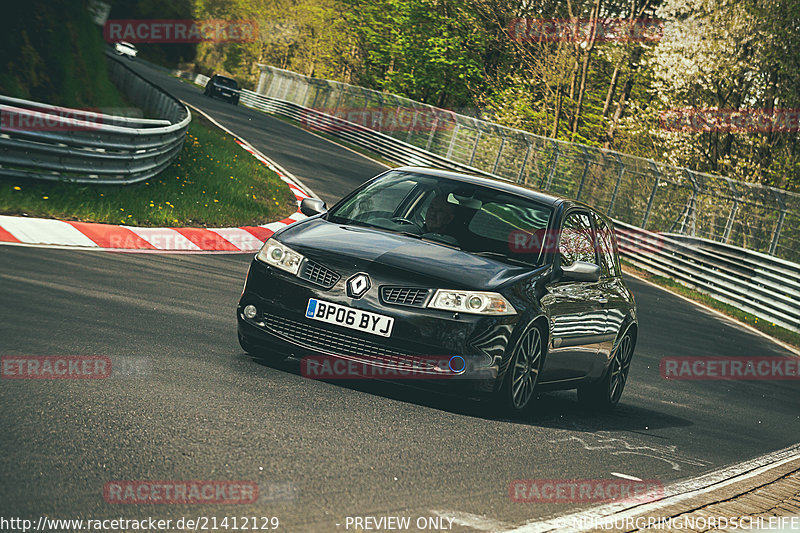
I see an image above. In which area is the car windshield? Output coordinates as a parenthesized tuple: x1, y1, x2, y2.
(327, 171, 553, 265)
(214, 76, 237, 88)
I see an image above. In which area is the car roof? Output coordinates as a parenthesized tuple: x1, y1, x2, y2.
(393, 166, 566, 208)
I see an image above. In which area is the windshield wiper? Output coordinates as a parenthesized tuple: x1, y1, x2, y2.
(341, 220, 424, 239)
(472, 251, 535, 267)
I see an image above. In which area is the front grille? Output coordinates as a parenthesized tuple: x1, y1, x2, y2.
(262, 314, 438, 371)
(380, 286, 431, 307)
(298, 259, 340, 289)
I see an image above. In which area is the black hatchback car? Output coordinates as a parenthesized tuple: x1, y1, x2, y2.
(204, 74, 239, 104)
(237, 167, 637, 413)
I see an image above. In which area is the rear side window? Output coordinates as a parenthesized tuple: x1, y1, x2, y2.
(594, 215, 619, 277)
(559, 212, 596, 267)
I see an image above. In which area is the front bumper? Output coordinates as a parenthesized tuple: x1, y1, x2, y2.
(237, 258, 517, 393)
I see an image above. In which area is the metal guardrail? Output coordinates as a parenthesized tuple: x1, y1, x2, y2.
(616, 223, 800, 333)
(253, 64, 800, 264)
(238, 90, 490, 173)
(0, 53, 190, 184)
(235, 86, 800, 334)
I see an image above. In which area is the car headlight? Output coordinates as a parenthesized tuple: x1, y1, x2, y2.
(427, 290, 516, 315)
(256, 238, 304, 275)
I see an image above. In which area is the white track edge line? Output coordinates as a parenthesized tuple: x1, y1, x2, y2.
(500, 442, 800, 533)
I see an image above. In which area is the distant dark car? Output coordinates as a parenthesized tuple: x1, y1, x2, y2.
(237, 167, 638, 413)
(204, 74, 239, 105)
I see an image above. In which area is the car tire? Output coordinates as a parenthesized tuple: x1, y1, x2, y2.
(496, 321, 545, 415)
(578, 329, 635, 410)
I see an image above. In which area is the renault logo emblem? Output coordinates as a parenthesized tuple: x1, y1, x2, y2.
(346, 273, 371, 299)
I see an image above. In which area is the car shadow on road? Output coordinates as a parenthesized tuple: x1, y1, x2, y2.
(245, 352, 693, 434)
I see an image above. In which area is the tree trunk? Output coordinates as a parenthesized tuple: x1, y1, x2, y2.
(602, 59, 622, 118)
(552, 85, 562, 138)
(571, 0, 603, 137)
(604, 77, 632, 149)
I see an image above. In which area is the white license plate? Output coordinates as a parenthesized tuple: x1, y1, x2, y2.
(305, 298, 394, 337)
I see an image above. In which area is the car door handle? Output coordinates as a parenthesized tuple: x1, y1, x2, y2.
(597, 297, 608, 305)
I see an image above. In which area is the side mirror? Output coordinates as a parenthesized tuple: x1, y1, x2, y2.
(560, 261, 601, 283)
(300, 197, 327, 217)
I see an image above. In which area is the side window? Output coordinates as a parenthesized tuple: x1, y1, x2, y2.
(594, 215, 619, 277)
(559, 212, 596, 267)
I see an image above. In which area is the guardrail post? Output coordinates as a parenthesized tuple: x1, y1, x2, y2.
(576, 146, 591, 201)
(425, 114, 439, 152)
(310, 84, 320, 109)
(769, 188, 787, 255)
(607, 153, 625, 215)
(256, 68, 267, 94)
(543, 140, 560, 190)
(642, 160, 661, 229)
(675, 168, 700, 235)
(517, 141, 532, 183)
(469, 129, 482, 167)
(404, 100, 417, 143)
(491, 131, 506, 174)
(446, 123, 461, 160)
(333, 89, 344, 114)
(723, 178, 740, 243)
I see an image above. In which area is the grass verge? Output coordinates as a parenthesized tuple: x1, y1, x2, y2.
(0, 113, 297, 227)
(621, 259, 800, 350)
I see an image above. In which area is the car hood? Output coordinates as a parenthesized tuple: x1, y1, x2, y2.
(276, 218, 533, 290)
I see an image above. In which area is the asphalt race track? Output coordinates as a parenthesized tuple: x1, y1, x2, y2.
(1, 61, 799, 531)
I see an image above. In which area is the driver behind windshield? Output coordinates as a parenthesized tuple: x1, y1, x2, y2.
(422, 193, 462, 246)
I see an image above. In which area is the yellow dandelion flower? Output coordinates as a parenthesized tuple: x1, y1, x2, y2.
(42, 196, 49, 200)
(120, 208, 124, 211)
(13, 186, 21, 190)
(214, 199, 219, 203)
